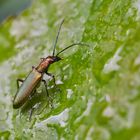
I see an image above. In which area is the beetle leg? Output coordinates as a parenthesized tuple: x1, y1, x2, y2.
(29, 108, 34, 121)
(32, 89, 37, 95)
(32, 66, 35, 69)
(45, 72, 57, 87)
(42, 79, 53, 108)
(45, 72, 61, 93)
(17, 79, 24, 89)
(42, 80, 49, 96)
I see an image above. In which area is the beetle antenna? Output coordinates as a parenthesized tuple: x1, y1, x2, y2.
(56, 43, 89, 56)
(52, 19, 64, 56)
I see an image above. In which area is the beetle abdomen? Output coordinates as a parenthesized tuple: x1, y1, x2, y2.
(13, 68, 42, 109)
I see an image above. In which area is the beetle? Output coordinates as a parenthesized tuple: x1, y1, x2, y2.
(13, 19, 88, 109)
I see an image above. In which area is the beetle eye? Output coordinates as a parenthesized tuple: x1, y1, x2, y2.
(54, 56, 61, 61)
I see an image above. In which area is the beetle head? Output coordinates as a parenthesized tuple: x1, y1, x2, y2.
(46, 56, 61, 63)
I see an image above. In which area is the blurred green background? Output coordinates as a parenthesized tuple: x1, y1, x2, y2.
(0, 0, 140, 139)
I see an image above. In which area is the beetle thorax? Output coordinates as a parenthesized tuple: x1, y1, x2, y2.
(36, 57, 54, 73)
